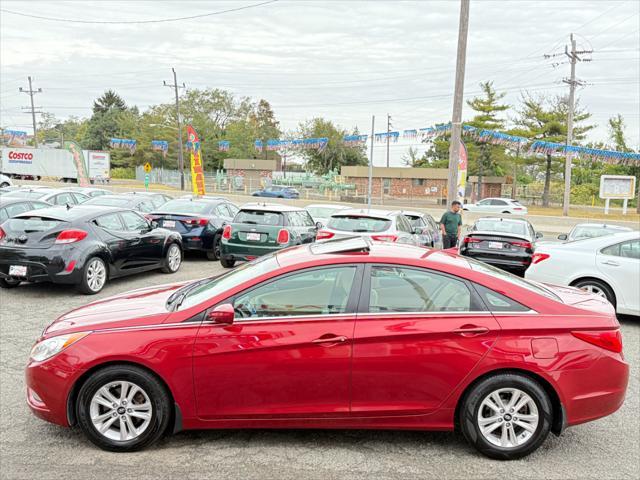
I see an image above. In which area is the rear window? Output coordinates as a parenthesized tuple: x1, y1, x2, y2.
(235, 210, 284, 226)
(86, 197, 129, 207)
(307, 206, 341, 219)
(474, 220, 526, 236)
(5, 190, 47, 200)
(158, 200, 211, 214)
(327, 215, 391, 233)
(6, 216, 65, 232)
(467, 257, 560, 301)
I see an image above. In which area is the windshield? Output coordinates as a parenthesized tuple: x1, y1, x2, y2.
(307, 206, 341, 219)
(157, 200, 211, 214)
(86, 197, 129, 207)
(179, 254, 280, 310)
(327, 215, 391, 233)
(571, 226, 622, 240)
(467, 257, 560, 301)
(474, 220, 527, 236)
(235, 210, 284, 226)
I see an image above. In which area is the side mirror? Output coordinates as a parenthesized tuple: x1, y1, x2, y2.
(150, 220, 159, 230)
(557, 234, 567, 241)
(207, 303, 235, 324)
(535, 231, 543, 239)
(315, 221, 323, 230)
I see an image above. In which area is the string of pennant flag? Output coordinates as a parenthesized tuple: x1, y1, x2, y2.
(107, 123, 639, 165)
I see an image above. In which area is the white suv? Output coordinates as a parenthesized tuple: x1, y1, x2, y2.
(463, 198, 528, 215)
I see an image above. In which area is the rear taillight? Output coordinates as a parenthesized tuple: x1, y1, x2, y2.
(222, 225, 232, 239)
(463, 237, 481, 243)
(55, 229, 88, 244)
(316, 230, 334, 240)
(371, 235, 398, 242)
(511, 241, 533, 249)
(531, 253, 550, 264)
(277, 229, 290, 244)
(0, 227, 5, 240)
(185, 218, 208, 226)
(572, 329, 623, 353)
(514, 207, 524, 211)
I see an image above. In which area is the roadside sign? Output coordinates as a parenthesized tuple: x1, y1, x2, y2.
(144, 162, 152, 173)
(144, 173, 150, 190)
(599, 175, 636, 215)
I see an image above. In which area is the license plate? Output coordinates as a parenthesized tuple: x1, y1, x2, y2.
(488, 241, 503, 249)
(163, 220, 176, 228)
(246, 232, 261, 241)
(9, 265, 27, 277)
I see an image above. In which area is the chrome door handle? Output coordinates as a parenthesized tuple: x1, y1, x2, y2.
(601, 260, 619, 266)
(312, 335, 347, 344)
(453, 326, 489, 336)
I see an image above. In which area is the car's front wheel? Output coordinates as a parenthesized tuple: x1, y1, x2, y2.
(459, 373, 552, 460)
(161, 243, 182, 273)
(77, 257, 108, 294)
(76, 365, 171, 452)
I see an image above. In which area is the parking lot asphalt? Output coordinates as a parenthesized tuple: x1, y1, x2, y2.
(1, 252, 639, 480)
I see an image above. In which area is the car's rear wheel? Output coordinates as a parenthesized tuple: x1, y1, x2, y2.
(206, 233, 221, 261)
(77, 257, 108, 294)
(161, 243, 182, 273)
(0, 182, 9, 188)
(220, 257, 235, 268)
(573, 278, 616, 307)
(0, 278, 21, 288)
(502, 211, 511, 214)
(76, 365, 171, 452)
(459, 373, 552, 460)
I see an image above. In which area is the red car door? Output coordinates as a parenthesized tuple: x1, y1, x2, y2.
(350, 264, 500, 415)
(192, 265, 362, 419)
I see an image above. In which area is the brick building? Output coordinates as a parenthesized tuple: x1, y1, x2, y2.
(340, 166, 505, 202)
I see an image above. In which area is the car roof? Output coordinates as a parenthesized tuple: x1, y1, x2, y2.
(401, 210, 425, 217)
(306, 203, 350, 209)
(474, 216, 529, 225)
(0, 197, 48, 206)
(572, 223, 632, 230)
(163, 197, 225, 205)
(124, 191, 167, 197)
(86, 194, 145, 203)
(240, 202, 304, 212)
(12, 204, 130, 221)
(331, 208, 399, 218)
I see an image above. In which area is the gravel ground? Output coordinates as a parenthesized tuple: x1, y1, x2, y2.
(0, 252, 638, 480)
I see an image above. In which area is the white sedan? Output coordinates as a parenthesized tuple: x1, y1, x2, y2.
(462, 198, 528, 215)
(0, 173, 13, 188)
(525, 231, 639, 316)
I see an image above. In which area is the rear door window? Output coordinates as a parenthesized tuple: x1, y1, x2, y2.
(602, 240, 640, 259)
(52, 193, 75, 205)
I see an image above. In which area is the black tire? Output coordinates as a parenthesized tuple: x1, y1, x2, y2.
(573, 278, 616, 307)
(161, 243, 182, 273)
(220, 256, 235, 268)
(206, 233, 221, 261)
(0, 182, 9, 188)
(0, 278, 21, 288)
(459, 373, 552, 460)
(76, 257, 108, 295)
(502, 211, 511, 214)
(76, 365, 171, 452)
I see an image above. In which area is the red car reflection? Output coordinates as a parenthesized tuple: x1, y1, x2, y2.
(26, 238, 628, 459)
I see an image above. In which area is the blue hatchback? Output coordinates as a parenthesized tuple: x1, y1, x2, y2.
(251, 185, 300, 199)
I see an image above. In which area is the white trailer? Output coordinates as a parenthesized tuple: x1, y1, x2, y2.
(0, 147, 110, 183)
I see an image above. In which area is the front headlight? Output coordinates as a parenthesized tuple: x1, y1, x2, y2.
(30, 332, 91, 362)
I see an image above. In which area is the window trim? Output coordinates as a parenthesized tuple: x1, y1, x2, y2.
(357, 263, 486, 315)
(211, 264, 365, 323)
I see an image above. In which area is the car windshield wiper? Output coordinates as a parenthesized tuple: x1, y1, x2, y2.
(166, 277, 214, 311)
(243, 220, 258, 224)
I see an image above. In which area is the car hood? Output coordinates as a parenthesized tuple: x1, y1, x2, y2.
(44, 281, 192, 336)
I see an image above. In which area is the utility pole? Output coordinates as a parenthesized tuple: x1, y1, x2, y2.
(386, 113, 391, 168)
(368, 115, 375, 209)
(163, 68, 186, 190)
(19, 76, 42, 148)
(560, 33, 590, 216)
(446, 0, 470, 206)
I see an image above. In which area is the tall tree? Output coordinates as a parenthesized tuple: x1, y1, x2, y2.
(608, 114, 631, 153)
(515, 93, 593, 206)
(466, 81, 510, 199)
(297, 118, 367, 175)
(92, 90, 126, 114)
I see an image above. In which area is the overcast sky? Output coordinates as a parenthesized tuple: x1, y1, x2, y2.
(1, 0, 638, 166)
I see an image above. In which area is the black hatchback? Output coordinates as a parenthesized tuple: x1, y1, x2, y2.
(0, 205, 183, 294)
(459, 217, 542, 275)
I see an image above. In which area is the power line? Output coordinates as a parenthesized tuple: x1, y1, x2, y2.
(0, 0, 278, 24)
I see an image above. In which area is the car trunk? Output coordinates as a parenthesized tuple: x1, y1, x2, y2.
(464, 232, 532, 253)
(150, 213, 208, 233)
(0, 216, 70, 249)
(229, 224, 283, 246)
(542, 283, 617, 316)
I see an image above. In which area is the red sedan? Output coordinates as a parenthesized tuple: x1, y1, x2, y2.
(26, 238, 629, 459)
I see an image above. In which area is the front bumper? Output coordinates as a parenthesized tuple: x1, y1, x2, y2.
(0, 246, 83, 285)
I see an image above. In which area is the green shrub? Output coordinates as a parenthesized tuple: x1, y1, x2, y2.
(110, 167, 135, 179)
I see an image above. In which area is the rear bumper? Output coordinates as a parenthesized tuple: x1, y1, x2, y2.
(180, 231, 215, 252)
(462, 250, 531, 271)
(220, 241, 284, 261)
(0, 247, 83, 284)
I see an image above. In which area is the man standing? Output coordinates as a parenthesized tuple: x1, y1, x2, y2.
(440, 200, 463, 249)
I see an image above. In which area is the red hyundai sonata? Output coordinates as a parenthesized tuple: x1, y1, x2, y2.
(26, 238, 629, 459)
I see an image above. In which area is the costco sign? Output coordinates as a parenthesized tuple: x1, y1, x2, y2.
(7, 150, 34, 163)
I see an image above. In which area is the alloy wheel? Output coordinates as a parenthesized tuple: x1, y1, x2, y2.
(167, 244, 181, 272)
(89, 381, 153, 442)
(579, 284, 607, 298)
(477, 387, 539, 448)
(86, 259, 106, 292)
